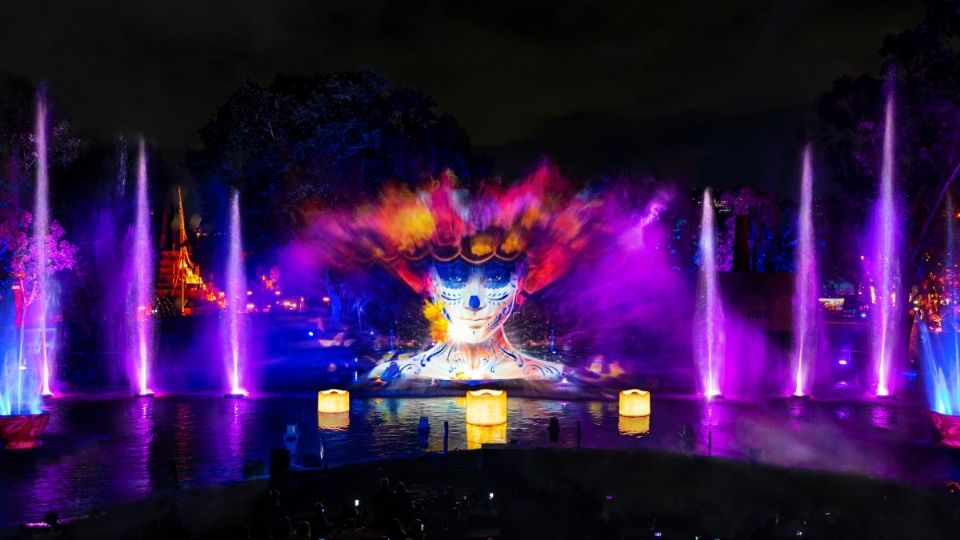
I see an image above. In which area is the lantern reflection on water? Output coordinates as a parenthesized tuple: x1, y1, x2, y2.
(317, 389, 350, 413)
(618, 389, 651, 417)
(317, 412, 350, 431)
(465, 389, 507, 426)
(466, 422, 507, 449)
(618, 415, 650, 436)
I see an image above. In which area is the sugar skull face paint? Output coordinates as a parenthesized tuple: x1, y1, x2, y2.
(431, 259, 520, 344)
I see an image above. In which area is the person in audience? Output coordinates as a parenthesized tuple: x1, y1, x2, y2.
(393, 482, 412, 524)
(287, 520, 311, 540)
(372, 477, 394, 527)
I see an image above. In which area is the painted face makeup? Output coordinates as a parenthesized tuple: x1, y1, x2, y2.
(431, 259, 520, 344)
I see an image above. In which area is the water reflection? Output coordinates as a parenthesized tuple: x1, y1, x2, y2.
(870, 404, 896, 428)
(317, 412, 349, 431)
(0, 395, 949, 528)
(466, 422, 507, 449)
(618, 415, 650, 436)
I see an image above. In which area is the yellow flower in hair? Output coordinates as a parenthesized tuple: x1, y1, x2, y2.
(501, 229, 526, 255)
(422, 299, 448, 342)
(470, 233, 495, 257)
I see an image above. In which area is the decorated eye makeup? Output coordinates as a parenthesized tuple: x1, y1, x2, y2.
(483, 261, 516, 288)
(434, 260, 471, 289)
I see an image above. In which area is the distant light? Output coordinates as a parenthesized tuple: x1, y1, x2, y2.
(275, 290, 281, 296)
(308, 331, 315, 337)
(322, 296, 331, 303)
(246, 290, 252, 296)
(354, 499, 359, 507)
(488, 492, 494, 500)
(838, 359, 848, 366)
(859, 312, 867, 319)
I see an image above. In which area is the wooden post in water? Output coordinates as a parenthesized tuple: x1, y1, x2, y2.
(443, 421, 449, 454)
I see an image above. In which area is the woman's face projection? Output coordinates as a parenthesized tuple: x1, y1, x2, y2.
(431, 259, 521, 344)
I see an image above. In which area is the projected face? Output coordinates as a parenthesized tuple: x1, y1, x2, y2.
(431, 259, 520, 344)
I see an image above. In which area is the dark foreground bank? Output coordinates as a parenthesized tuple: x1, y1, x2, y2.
(5, 447, 960, 539)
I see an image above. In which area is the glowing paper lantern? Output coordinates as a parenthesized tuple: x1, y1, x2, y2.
(317, 412, 349, 431)
(466, 422, 507, 449)
(618, 415, 650, 436)
(317, 389, 350, 413)
(465, 389, 507, 426)
(618, 389, 651, 417)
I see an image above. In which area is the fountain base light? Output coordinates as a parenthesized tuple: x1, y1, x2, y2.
(931, 412, 960, 448)
(134, 390, 155, 398)
(789, 394, 812, 400)
(224, 391, 248, 399)
(0, 412, 50, 450)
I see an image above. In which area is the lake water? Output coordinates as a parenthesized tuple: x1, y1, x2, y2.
(0, 393, 956, 527)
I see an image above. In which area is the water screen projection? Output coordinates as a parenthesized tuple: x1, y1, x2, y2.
(297, 164, 609, 382)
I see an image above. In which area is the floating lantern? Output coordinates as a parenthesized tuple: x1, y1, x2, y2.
(465, 389, 507, 426)
(466, 422, 507, 449)
(618, 389, 651, 417)
(317, 412, 349, 431)
(618, 415, 650, 436)
(317, 389, 350, 413)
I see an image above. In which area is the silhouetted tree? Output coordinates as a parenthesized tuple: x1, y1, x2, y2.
(187, 70, 486, 261)
(817, 0, 960, 284)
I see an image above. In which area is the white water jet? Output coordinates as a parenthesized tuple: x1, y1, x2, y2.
(873, 90, 900, 397)
(35, 95, 52, 397)
(225, 189, 247, 396)
(695, 188, 724, 398)
(132, 139, 154, 396)
(792, 145, 818, 397)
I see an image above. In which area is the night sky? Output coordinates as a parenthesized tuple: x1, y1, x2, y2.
(0, 0, 923, 190)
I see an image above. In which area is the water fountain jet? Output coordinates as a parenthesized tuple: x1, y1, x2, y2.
(791, 145, 818, 397)
(224, 189, 248, 398)
(34, 95, 52, 397)
(131, 139, 154, 398)
(872, 87, 900, 398)
(695, 188, 724, 398)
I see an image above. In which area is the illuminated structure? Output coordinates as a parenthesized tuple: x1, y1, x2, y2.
(312, 165, 599, 382)
(156, 188, 215, 314)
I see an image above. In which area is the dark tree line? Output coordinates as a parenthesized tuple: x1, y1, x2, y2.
(186, 70, 489, 263)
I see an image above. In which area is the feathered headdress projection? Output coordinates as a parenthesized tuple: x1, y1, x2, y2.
(303, 162, 603, 295)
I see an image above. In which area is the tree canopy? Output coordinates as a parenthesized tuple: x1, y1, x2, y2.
(187, 70, 486, 260)
(817, 0, 960, 282)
